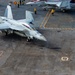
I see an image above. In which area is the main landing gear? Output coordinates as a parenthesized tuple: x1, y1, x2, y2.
(27, 37, 33, 42)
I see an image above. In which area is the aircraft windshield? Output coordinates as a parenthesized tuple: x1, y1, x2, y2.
(30, 24, 36, 30)
(22, 24, 36, 30)
(22, 24, 32, 30)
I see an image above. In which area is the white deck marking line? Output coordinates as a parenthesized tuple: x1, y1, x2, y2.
(0, 51, 3, 57)
(43, 27, 75, 30)
(61, 56, 69, 61)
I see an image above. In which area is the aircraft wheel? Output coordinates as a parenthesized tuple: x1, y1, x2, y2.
(27, 39, 31, 42)
(5, 32, 8, 36)
(5, 30, 8, 36)
(27, 36, 33, 42)
(13, 30, 14, 34)
(62, 10, 65, 12)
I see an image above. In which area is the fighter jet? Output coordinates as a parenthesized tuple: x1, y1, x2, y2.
(0, 5, 46, 41)
(26, 0, 71, 11)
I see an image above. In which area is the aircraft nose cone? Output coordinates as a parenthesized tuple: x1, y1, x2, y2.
(33, 31, 47, 41)
(40, 36, 47, 41)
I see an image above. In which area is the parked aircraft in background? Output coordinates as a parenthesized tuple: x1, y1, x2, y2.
(0, 5, 46, 41)
(26, 0, 71, 11)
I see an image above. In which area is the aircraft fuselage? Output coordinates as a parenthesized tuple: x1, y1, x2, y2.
(0, 17, 46, 41)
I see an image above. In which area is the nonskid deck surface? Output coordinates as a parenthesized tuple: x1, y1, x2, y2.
(0, 1, 75, 75)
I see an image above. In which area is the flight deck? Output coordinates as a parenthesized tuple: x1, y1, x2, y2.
(0, 1, 75, 75)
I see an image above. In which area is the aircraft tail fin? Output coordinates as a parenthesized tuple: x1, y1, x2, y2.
(4, 5, 13, 19)
(60, 0, 71, 9)
(25, 10, 34, 23)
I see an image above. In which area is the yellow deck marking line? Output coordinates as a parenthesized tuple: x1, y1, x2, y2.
(40, 10, 75, 30)
(40, 10, 51, 28)
(43, 12, 51, 28)
(40, 10, 50, 28)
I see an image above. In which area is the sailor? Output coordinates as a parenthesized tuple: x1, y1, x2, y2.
(20, 0, 21, 5)
(22, 0, 25, 5)
(17, 1, 20, 8)
(51, 9, 55, 16)
(34, 8, 37, 14)
(14, 1, 17, 5)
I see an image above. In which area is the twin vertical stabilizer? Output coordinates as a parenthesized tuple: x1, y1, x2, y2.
(4, 5, 13, 19)
(26, 10, 34, 23)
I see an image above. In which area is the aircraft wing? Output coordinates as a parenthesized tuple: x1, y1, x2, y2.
(8, 24, 25, 31)
(45, 1, 62, 7)
(26, 1, 45, 5)
(0, 20, 25, 31)
(0, 21, 10, 30)
(26, 2, 37, 4)
(26, 1, 62, 7)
